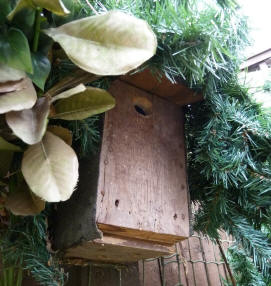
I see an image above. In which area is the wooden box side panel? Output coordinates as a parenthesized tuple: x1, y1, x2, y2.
(96, 80, 189, 242)
(65, 235, 175, 264)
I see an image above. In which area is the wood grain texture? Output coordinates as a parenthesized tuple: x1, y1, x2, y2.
(201, 237, 222, 286)
(98, 223, 187, 245)
(65, 234, 175, 264)
(121, 69, 203, 106)
(96, 80, 190, 243)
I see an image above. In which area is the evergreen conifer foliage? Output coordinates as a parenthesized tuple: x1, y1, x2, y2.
(91, 0, 271, 276)
(225, 246, 267, 286)
(0, 0, 271, 284)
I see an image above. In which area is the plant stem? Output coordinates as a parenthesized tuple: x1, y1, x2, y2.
(216, 238, 237, 286)
(32, 7, 42, 53)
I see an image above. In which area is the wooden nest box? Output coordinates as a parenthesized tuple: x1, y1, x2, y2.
(52, 70, 203, 264)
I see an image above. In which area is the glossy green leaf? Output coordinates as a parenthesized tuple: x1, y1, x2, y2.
(22, 131, 79, 202)
(52, 87, 115, 120)
(0, 64, 26, 83)
(6, 97, 50, 144)
(28, 53, 51, 90)
(0, 28, 33, 73)
(5, 183, 45, 216)
(10, 6, 36, 41)
(7, 0, 70, 21)
(0, 136, 22, 152)
(44, 10, 157, 75)
(0, 77, 37, 114)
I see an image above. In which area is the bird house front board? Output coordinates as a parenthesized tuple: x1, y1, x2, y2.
(52, 72, 201, 263)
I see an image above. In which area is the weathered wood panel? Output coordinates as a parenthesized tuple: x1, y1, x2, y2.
(121, 70, 203, 106)
(96, 80, 189, 244)
(65, 264, 140, 286)
(66, 235, 174, 264)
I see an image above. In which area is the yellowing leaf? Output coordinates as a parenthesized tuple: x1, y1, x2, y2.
(0, 64, 26, 83)
(44, 10, 157, 75)
(0, 136, 22, 151)
(7, 0, 70, 21)
(22, 131, 78, 202)
(5, 183, 45, 216)
(6, 97, 50, 144)
(34, 0, 70, 15)
(51, 87, 115, 120)
(0, 77, 37, 114)
(51, 83, 86, 103)
(47, 125, 72, 145)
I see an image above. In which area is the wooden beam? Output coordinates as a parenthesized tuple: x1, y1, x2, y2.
(65, 234, 175, 264)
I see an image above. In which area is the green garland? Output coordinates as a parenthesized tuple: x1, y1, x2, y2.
(88, 0, 270, 278)
(225, 245, 267, 286)
(1, 0, 271, 284)
(0, 212, 67, 286)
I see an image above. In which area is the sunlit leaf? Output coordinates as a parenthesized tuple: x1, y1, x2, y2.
(6, 97, 50, 144)
(47, 125, 72, 145)
(44, 10, 157, 75)
(0, 79, 27, 93)
(22, 131, 79, 202)
(7, 0, 70, 21)
(5, 183, 45, 216)
(51, 87, 115, 120)
(35, 0, 70, 15)
(0, 64, 26, 83)
(28, 52, 51, 90)
(51, 84, 86, 103)
(0, 136, 22, 152)
(0, 28, 33, 73)
(0, 77, 37, 114)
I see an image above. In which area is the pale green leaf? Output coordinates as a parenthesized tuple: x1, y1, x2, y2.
(0, 78, 27, 93)
(51, 83, 86, 103)
(51, 87, 115, 120)
(0, 64, 25, 83)
(6, 97, 50, 144)
(44, 10, 157, 75)
(7, 0, 70, 21)
(0, 136, 22, 152)
(47, 125, 72, 145)
(22, 131, 79, 202)
(0, 77, 37, 114)
(5, 183, 45, 216)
